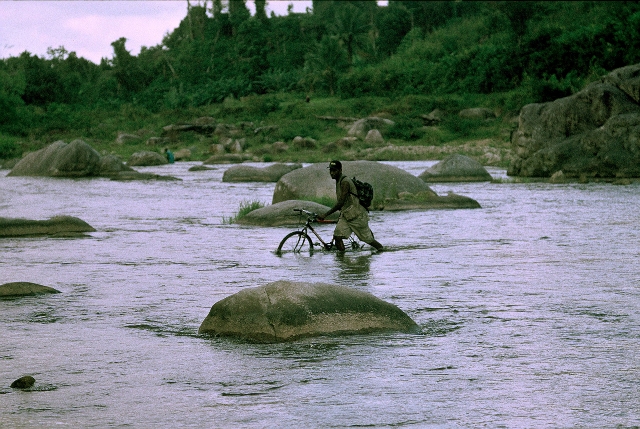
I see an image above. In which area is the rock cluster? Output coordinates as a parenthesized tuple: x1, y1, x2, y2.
(509, 63, 640, 178)
(6, 140, 177, 180)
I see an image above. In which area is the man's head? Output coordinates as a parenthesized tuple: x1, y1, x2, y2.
(328, 160, 342, 179)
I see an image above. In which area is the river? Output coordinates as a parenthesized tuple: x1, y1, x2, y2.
(1, 161, 638, 428)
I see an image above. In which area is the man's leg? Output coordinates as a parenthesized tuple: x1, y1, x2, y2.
(333, 236, 346, 252)
(369, 239, 383, 251)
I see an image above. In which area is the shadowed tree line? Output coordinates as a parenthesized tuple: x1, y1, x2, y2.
(2, 0, 640, 152)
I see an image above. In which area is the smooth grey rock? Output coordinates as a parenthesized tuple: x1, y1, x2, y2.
(235, 200, 338, 226)
(8, 140, 101, 177)
(273, 161, 436, 210)
(0, 282, 60, 297)
(0, 216, 95, 237)
(222, 163, 302, 182)
(127, 151, 168, 166)
(347, 117, 395, 139)
(459, 108, 496, 120)
(11, 376, 35, 389)
(198, 280, 419, 342)
(203, 154, 251, 164)
(419, 154, 492, 182)
(364, 129, 385, 145)
(382, 191, 481, 210)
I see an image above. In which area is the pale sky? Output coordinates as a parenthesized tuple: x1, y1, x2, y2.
(0, 1, 315, 64)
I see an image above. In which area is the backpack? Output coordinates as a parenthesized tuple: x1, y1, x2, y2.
(350, 177, 374, 209)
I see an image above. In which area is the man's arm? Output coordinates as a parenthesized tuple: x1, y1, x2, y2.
(319, 179, 350, 220)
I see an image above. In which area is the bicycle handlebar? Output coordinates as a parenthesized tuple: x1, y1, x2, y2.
(293, 208, 317, 217)
(293, 208, 337, 224)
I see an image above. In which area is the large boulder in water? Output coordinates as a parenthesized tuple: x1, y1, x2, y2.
(8, 140, 101, 177)
(509, 63, 640, 178)
(235, 200, 338, 226)
(198, 280, 419, 342)
(419, 154, 492, 182)
(272, 161, 436, 210)
(0, 282, 61, 297)
(222, 163, 302, 182)
(0, 216, 95, 237)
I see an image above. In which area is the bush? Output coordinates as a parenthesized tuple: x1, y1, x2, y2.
(386, 116, 425, 141)
(242, 94, 280, 117)
(441, 116, 482, 139)
(0, 138, 19, 159)
(223, 199, 265, 224)
(276, 119, 325, 142)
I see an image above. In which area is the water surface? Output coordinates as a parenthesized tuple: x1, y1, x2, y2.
(1, 161, 638, 428)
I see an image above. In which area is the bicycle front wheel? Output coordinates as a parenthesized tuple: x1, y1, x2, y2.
(276, 231, 314, 255)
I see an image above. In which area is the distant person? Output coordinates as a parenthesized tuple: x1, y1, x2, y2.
(164, 148, 174, 164)
(318, 160, 383, 252)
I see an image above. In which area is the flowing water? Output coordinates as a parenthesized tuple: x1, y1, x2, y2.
(0, 161, 638, 428)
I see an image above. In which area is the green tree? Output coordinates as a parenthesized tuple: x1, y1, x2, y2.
(111, 38, 152, 96)
(375, 2, 412, 57)
(11, 52, 61, 105)
(330, 3, 371, 65)
(304, 35, 349, 95)
(229, 0, 250, 35)
(0, 64, 26, 131)
(255, 0, 267, 21)
(235, 18, 271, 83)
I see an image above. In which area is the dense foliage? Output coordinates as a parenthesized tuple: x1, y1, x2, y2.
(2, 1, 640, 159)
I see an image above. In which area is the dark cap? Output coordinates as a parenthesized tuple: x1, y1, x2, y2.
(328, 160, 342, 170)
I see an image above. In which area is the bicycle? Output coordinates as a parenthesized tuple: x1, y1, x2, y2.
(276, 209, 362, 255)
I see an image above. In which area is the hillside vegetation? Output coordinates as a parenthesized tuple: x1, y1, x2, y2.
(1, 1, 640, 166)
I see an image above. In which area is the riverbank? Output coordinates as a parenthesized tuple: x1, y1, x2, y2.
(0, 92, 519, 168)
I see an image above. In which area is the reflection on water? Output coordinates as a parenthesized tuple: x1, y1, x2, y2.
(0, 161, 639, 428)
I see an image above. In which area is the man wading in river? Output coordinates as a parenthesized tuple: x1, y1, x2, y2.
(318, 160, 383, 252)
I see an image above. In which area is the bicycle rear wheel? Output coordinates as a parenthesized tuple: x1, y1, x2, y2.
(276, 231, 314, 255)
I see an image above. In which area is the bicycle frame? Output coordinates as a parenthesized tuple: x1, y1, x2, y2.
(302, 219, 334, 250)
(277, 209, 362, 254)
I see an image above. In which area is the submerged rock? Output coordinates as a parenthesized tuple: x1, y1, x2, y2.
(11, 376, 35, 389)
(222, 163, 302, 182)
(198, 280, 419, 342)
(0, 216, 95, 237)
(419, 154, 492, 182)
(188, 165, 215, 172)
(382, 191, 481, 210)
(235, 200, 338, 226)
(0, 282, 60, 297)
(127, 151, 168, 166)
(203, 154, 252, 164)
